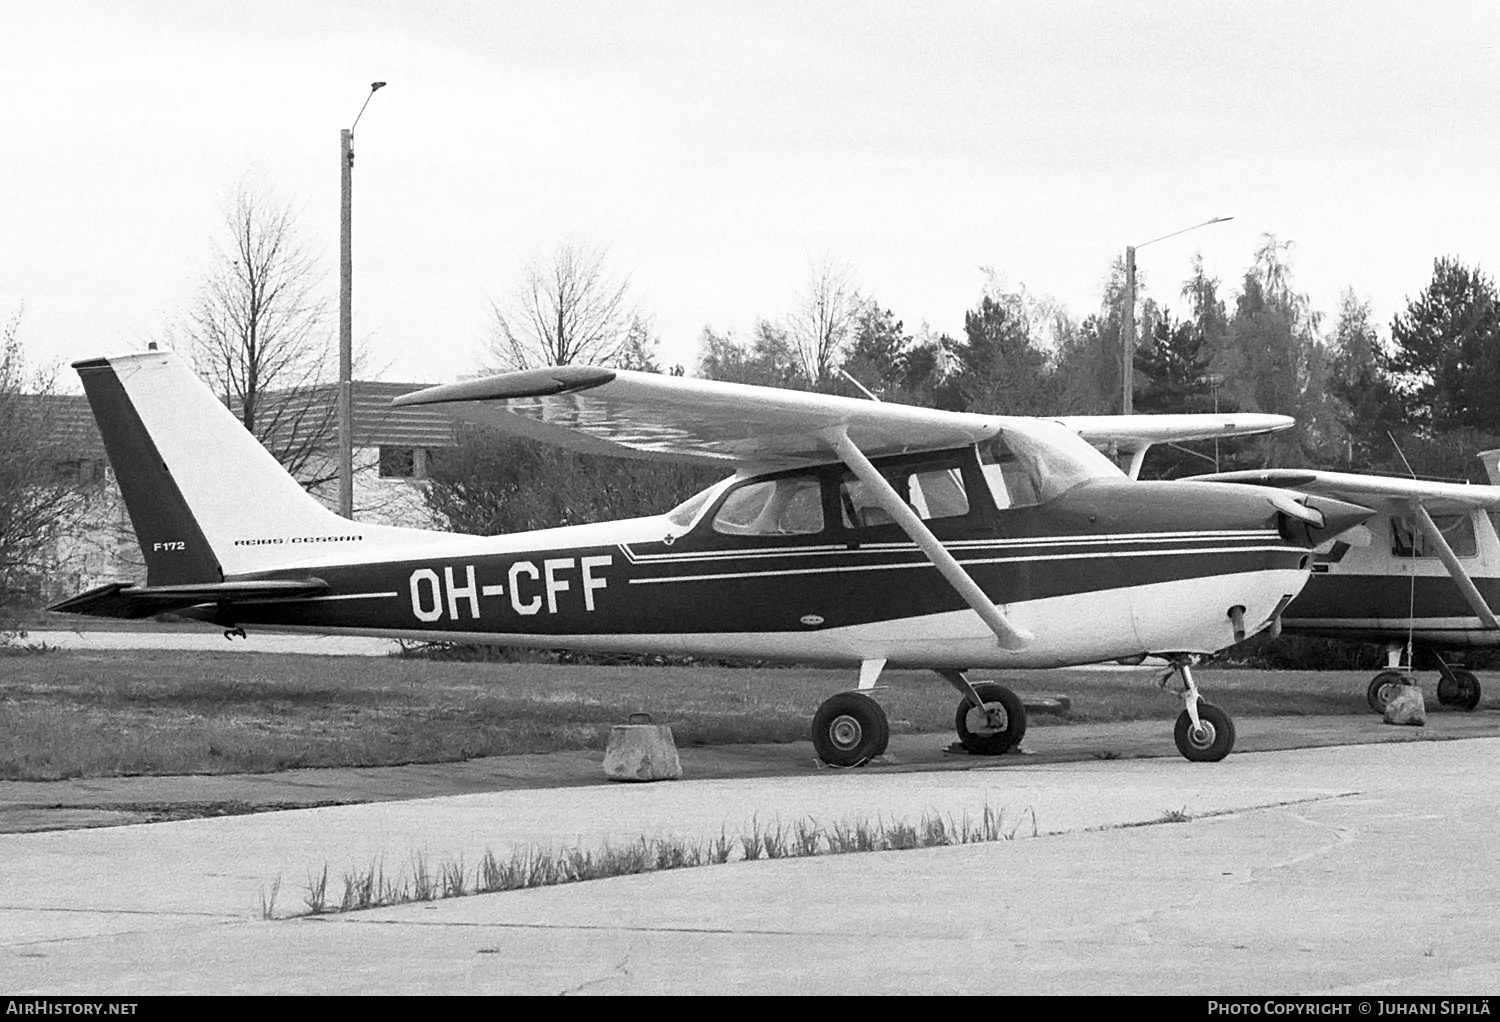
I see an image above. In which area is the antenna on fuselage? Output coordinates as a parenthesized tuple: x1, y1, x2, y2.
(1387, 431, 1418, 479)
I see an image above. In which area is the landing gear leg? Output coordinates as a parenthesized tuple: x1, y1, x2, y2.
(936, 669, 1027, 755)
(1433, 650, 1482, 711)
(1161, 657, 1235, 762)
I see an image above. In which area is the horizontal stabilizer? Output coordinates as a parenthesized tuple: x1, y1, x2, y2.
(49, 578, 328, 620)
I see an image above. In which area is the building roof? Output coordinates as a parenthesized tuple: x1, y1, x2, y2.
(26, 394, 105, 461)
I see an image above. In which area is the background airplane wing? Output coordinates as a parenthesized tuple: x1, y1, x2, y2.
(1188, 468, 1500, 515)
(394, 367, 1005, 468)
(1053, 412, 1295, 450)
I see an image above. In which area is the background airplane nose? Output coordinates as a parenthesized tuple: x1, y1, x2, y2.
(1277, 494, 1374, 548)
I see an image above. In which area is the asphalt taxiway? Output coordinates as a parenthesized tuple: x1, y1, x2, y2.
(4, 713, 1500, 994)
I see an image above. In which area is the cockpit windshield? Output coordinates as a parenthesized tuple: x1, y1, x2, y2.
(982, 419, 1123, 508)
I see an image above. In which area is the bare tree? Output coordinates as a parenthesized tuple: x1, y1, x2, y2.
(183, 180, 337, 485)
(788, 257, 862, 385)
(0, 307, 91, 618)
(485, 242, 638, 371)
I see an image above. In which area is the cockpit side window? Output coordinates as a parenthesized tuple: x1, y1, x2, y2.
(711, 475, 825, 536)
(839, 455, 972, 529)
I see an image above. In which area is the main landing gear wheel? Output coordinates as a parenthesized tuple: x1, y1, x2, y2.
(954, 682, 1027, 756)
(1173, 702, 1236, 762)
(812, 691, 890, 767)
(1367, 671, 1408, 714)
(1438, 669, 1482, 711)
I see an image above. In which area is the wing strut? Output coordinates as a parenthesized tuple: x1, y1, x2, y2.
(827, 428, 1033, 651)
(1410, 504, 1500, 630)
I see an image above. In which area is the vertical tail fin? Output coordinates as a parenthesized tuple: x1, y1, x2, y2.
(77, 351, 364, 582)
(1479, 449, 1500, 487)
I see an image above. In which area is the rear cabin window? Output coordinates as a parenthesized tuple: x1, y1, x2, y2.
(712, 476, 825, 536)
(1390, 513, 1477, 558)
(839, 459, 970, 529)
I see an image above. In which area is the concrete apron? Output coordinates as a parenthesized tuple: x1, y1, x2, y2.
(4, 738, 1500, 992)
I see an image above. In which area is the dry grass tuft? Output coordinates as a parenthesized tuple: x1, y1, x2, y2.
(281, 800, 1035, 919)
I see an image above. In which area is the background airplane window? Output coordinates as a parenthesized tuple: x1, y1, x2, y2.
(1390, 513, 1477, 558)
(712, 476, 824, 536)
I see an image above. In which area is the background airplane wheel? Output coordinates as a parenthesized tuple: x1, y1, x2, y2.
(1443, 669, 1482, 711)
(1367, 671, 1408, 714)
(1174, 702, 1235, 762)
(812, 692, 889, 766)
(954, 682, 1027, 755)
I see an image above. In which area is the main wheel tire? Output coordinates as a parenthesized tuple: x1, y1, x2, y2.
(1367, 670, 1408, 714)
(1445, 669, 1482, 711)
(812, 692, 890, 767)
(954, 682, 1027, 756)
(1173, 702, 1236, 762)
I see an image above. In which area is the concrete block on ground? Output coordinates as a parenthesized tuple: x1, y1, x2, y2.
(603, 724, 682, 781)
(1022, 695, 1071, 715)
(1383, 684, 1427, 726)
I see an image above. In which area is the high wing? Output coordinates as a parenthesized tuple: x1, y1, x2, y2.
(1191, 467, 1500, 632)
(395, 367, 1294, 471)
(394, 366, 1003, 468)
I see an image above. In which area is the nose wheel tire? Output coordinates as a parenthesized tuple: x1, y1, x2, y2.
(812, 691, 890, 766)
(1173, 702, 1235, 762)
(954, 682, 1027, 756)
(1437, 669, 1482, 711)
(1367, 670, 1408, 714)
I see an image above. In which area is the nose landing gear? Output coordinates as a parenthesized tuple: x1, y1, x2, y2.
(1161, 657, 1236, 762)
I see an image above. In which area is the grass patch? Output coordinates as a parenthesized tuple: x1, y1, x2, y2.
(0, 649, 1443, 780)
(291, 802, 1034, 918)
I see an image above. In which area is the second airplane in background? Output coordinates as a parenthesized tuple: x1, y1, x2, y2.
(1194, 454, 1500, 714)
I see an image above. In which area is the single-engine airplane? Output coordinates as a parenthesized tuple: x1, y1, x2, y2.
(1191, 454, 1500, 715)
(52, 351, 1372, 763)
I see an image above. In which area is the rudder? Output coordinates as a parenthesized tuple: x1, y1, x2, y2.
(76, 351, 363, 581)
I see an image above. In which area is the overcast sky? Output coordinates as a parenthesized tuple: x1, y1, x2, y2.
(4, 1, 1498, 386)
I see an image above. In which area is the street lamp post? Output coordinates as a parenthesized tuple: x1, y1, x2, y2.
(1202, 372, 1226, 470)
(1121, 216, 1232, 415)
(338, 81, 386, 521)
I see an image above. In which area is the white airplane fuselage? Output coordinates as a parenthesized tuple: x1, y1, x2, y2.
(181, 473, 1332, 669)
